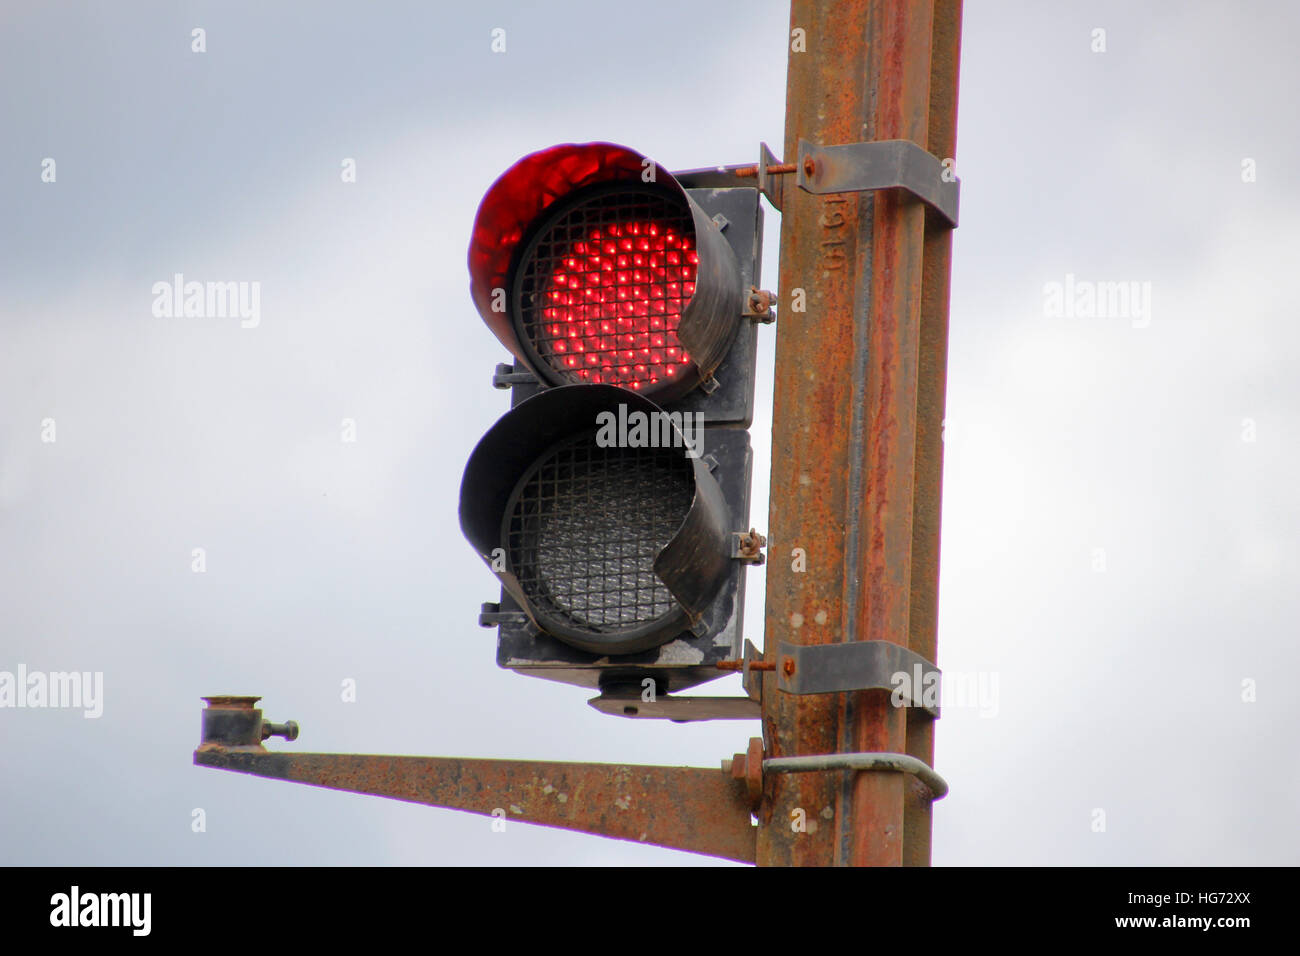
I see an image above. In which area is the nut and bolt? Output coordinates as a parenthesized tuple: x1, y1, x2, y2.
(200, 696, 300, 749)
(262, 720, 300, 742)
(735, 159, 814, 178)
(738, 528, 767, 561)
(723, 737, 765, 808)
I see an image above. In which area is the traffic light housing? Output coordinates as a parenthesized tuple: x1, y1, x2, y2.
(462, 143, 764, 697)
(469, 142, 754, 412)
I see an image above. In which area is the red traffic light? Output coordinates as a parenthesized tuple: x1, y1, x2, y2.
(468, 143, 744, 403)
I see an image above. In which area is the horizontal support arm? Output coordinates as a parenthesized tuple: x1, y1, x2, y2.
(194, 748, 757, 863)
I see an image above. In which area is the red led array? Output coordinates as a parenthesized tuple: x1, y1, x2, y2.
(532, 219, 698, 390)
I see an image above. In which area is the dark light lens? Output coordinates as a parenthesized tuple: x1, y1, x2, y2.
(505, 433, 694, 642)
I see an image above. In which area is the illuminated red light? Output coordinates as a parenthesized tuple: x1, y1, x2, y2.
(529, 219, 698, 390)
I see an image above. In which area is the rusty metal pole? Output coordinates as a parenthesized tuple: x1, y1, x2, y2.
(757, 0, 962, 866)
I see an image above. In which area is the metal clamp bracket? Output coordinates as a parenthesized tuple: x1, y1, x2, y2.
(740, 639, 764, 702)
(742, 286, 775, 324)
(666, 142, 789, 210)
(797, 139, 959, 227)
(755, 141, 784, 210)
(492, 362, 539, 389)
(776, 640, 941, 716)
(588, 694, 760, 722)
(730, 529, 767, 564)
(479, 602, 527, 628)
(763, 751, 948, 800)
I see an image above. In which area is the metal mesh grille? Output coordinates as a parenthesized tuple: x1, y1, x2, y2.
(517, 189, 698, 392)
(507, 434, 694, 634)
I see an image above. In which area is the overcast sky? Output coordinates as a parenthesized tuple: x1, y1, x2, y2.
(2, 0, 1297, 866)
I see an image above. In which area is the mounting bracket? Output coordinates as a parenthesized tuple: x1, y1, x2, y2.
(797, 138, 959, 227)
(588, 639, 766, 722)
(587, 693, 759, 722)
(776, 640, 941, 717)
(729, 528, 767, 564)
(479, 601, 527, 628)
(755, 141, 783, 210)
(492, 362, 539, 389)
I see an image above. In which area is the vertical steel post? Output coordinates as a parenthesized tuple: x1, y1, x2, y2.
(757, 0, 962, 867)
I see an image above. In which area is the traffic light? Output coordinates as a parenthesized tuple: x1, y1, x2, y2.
(461, 142, 765, 702)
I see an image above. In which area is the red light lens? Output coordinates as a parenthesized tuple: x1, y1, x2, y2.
(517, 190, 698, 391)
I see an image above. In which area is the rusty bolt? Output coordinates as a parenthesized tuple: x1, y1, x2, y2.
(262, 720, 299, 742)
(745, 288, 776, 323)
(738, 528, 767, 560)
(803, 156, 816, 176)
(727, 739, 764, 808)
(716, 658, 776, 672)
(782, 656, 795, 677)
(736, 162, 797, 178)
